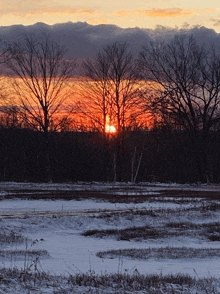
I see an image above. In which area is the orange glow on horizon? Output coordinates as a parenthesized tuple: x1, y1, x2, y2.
(0, 76, 155, 131)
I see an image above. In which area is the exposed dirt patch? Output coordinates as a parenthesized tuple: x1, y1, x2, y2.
(83, 221, 220, 242)
(97, 247, 220, 260)
(83, 225, 184, 241)
(0, 249, 49, 259)
(1, 188, 220, 202)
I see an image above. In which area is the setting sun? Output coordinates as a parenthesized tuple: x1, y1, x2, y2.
(105, 125, 117, 133)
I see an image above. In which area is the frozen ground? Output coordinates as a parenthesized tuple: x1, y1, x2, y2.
(1, 198, 220, 278)
(1, 180, 220, 193)
(0, 181, 220, 293)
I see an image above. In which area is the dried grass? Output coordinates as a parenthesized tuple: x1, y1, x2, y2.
(97, 246, 220, 260)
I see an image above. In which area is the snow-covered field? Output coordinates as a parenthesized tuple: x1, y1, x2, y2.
(1, 181, 220, 293)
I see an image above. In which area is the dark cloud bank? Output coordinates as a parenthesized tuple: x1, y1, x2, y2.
(0, 21, 220, 58)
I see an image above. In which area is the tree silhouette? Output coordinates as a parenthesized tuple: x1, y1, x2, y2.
(5, 34, 74, 133)
(140, 35, 220, 182)
(80, 42, 144, 181)
(5, 34, 75, 180)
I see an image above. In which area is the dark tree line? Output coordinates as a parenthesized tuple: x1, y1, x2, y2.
(1, 126, 220, 183)
(1, 34, 220, 183)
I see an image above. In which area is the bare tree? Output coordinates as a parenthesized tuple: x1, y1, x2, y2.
(140, 35, 220, 182)
(104, 42, 143, 135)
(80, 42, 145, 181)
(4, 34, 75, 180)
(5, 34, 75, 134)
(80, 42, 144, 135)
(0, 45, 14, 126)
(79, 51, 111, 134)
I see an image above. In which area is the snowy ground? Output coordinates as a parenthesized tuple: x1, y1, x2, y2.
(0, 181, 220, 293)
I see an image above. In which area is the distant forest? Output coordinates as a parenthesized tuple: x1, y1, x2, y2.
(1, 34, 220, 183)
(1, 127, 220, 183)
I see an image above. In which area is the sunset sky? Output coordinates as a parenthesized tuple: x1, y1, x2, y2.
(1, 0, 220, 32)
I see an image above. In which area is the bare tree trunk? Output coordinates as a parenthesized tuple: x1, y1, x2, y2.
(134, 152, 143, 183)
(44, 133, 51, 182)
(113, 153, 117, 182)
(131, 147, 136, 182)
